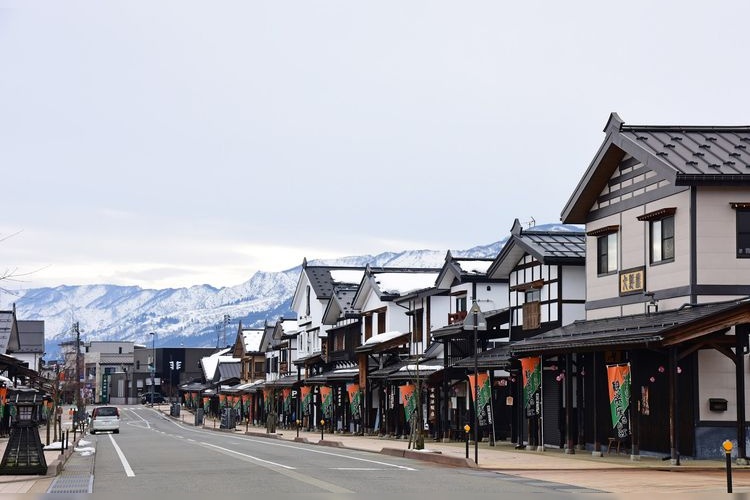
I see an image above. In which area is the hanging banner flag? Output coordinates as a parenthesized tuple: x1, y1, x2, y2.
(468, 372, 493, 427)
(282, 388, 292, 414)
(607, 363, 632, 439)
(219, 394, 227, 409)
(202, 396, 211, 414)
(346, 383, 362, 420)
(320, 386, 333, 418)
(300, 386, 312, 415)
(263, 388, 273, 413)
(521, 357, 542, 417)
(241, 394, 250, 414)
(400, 383, 417, 422)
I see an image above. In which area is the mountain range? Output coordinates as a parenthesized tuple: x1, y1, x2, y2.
(11, 223, 579, 358)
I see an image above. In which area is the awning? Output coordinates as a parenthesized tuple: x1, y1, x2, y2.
(454, 344, 513, 369)
(265, 374, 302, 387)
(355, 331, 409, 354)
(509, 298, 750, 355)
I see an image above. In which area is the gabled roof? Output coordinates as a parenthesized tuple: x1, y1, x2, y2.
(352, 266, 441, 309)
(488, 219, 585, 278)
(240, 328, 264, 354)
(291, 260, 366, 310)
(322, 286, 360, 325)
(435, 251, 498, 290)
(563, 113, 750, 223)
(0, 311, 17, 355)
(200, 348, 233, 382)
(273, 318, 300, 340)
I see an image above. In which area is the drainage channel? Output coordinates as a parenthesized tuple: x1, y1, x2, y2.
(47, 439, 96, 494)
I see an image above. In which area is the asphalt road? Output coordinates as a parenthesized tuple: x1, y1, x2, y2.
(88, 406, 603, 496)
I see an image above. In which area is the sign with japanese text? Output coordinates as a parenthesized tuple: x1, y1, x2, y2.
(619, 267, 645, 296)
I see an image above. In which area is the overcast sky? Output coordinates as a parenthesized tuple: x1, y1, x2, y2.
(2, 1, 750, 293)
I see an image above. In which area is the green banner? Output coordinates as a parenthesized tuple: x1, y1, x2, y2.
(521, 357, 542, 417)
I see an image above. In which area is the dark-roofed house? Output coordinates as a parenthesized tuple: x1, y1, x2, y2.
(515, 114, 750, 462)
(11, 321, 45, 372)
(290, 260, 366, 429)
(352, 265, 441, 436)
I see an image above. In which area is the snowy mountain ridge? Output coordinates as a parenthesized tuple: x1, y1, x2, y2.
(12, 224, 580, 357)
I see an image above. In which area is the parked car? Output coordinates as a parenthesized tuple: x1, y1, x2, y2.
(141, 392, 166, 404)
(90, 406, 120, 435)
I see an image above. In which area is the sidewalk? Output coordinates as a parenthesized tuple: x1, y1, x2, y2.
(0, 409, 82, 494)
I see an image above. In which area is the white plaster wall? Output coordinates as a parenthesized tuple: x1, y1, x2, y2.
(429, 295, 451, 330)
(387, 304, 409, 334)
(696, 187, 750, 284)
(698, 347, 750, 422)
(561, 266, 586, 301)
(585, 213, 621, 310)
(620, 205, 646, 271)
(561, 303, 585, 326)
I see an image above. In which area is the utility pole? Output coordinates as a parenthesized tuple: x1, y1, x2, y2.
(223, 314, 231, 348)
(73, 322, 83, 416)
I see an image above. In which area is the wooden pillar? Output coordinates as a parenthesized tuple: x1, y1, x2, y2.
(669, 347, 680, 465)
(576, 353, 585, 449)
(592, 351, 601, 456)
(736, 325, 748, 462)
(565, 353, 575, 454)
(442, 358, 450, 440)
(629, 351, 639, 457)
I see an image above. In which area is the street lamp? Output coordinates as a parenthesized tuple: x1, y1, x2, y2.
(123, 366, 129, 405)
(149, 332, 156, 407)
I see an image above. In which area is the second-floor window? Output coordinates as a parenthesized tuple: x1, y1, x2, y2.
(522, 289, 541, 330)
(738, 209, 750, 258)
(651, 216, 675, 263)
(377, 310, 386, 334)
(597, 233, 618, 275)
(456, 296, 467, 312)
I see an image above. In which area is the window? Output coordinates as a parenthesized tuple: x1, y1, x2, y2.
(305, 285, 311, 316)
(522, 289, 541, 330)
(254, 361, 264, 374)
(364, 315, 373, 341)
(597, 233, 618, 275)
(456, 296, 467, 312)
(377, 310, 386, 334)
(651, 216, 675, 263)
(738, 210, 750, 258)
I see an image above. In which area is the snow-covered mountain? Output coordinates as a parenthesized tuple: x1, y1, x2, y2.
(12, 223, 580, 358)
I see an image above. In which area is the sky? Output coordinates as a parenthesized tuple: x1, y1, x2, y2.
(2, 1, 750, 292)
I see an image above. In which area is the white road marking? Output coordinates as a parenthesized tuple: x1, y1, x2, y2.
(330, 467, 384, 471)
(200, 442, 295, 469)
(125, 409, 151, 429)
(108, 434, 135, 477)
(162, 417, 416, 471)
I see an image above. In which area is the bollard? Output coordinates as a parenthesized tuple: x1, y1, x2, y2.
(464, 424, 471, 459)
(320, 419, 325, 441)
(724, 440, 733, 493)
(297, 419, 301, 439)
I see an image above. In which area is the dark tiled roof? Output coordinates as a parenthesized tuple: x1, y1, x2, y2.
(307, 266, 366, 300)
(454, 344, 512, 369)
(16, 321, 44, 354)
(510, 299, 749, 355)
(620, 125, 750, 178)
(217, 362, 241, 382)
(333, 287, 358, 315)
(517, 230, 586, 261)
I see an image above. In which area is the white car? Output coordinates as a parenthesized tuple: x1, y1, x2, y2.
(90, 406, 120, 434)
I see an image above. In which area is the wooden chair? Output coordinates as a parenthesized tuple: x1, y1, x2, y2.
(607, 436, 627, 454)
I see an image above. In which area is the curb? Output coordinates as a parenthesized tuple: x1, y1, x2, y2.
(380, 447, 477, 468)
(245, 431, 282, 439)
(317, 440, 344, 448)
